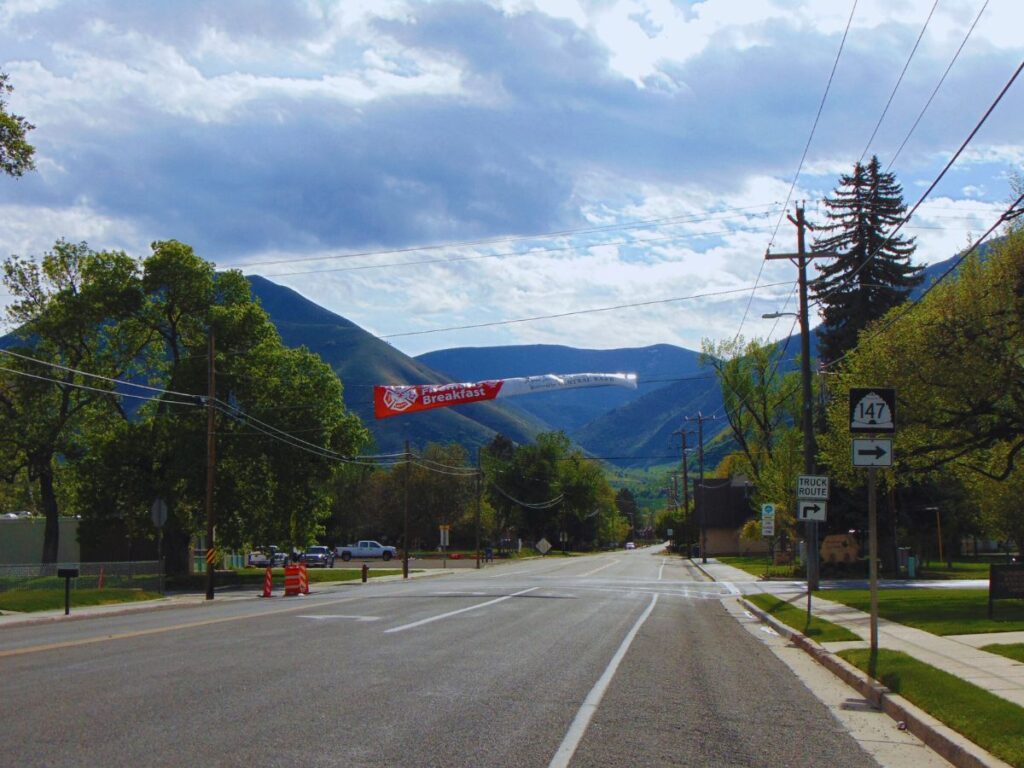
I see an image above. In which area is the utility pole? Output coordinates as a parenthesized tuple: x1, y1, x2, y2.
(684, 413, 714, 564)
(673, 428, 691, 548)
(765, 203, 837, 594)
(475, 448, 481, 570)
(403, 439, 410, 580)
(204, 327, 216, 601)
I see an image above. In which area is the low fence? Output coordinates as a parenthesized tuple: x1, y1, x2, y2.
(0, 561, 163, 594)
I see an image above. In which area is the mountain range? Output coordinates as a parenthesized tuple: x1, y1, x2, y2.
(249, 245, 976, 466)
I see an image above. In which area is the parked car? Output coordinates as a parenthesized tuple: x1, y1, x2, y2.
(625, 542, 636, 550)
(301, 545, 335, 567)
(335, 540, 398, 562)
(270, 551, 289, 567)
(247, 550, 271, 568)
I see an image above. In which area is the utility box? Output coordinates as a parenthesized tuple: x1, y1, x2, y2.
(821, 533, 859, 564)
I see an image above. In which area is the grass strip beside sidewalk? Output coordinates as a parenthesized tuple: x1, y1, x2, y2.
(0, 588, 161, 613)
(824, 588, 1024, 635)
(746, 593, 860, 642)
(841, 648, 1024, 767)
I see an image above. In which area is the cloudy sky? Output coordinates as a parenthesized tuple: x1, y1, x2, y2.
(1, 0, 1021, 358)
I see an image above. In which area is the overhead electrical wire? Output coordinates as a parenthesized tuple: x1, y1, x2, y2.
(858, 0, 940, 165)
(0, 364, 201, 408)
(263, 223, 779, 278)
(813, 55, 1024, 305)
(886, 0, 990, 171)
(381, 280, 794, 339)
(733, 0, 859, 342)
(224, 203, 782, 271)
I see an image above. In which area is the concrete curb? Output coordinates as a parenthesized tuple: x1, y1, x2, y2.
(739, 597, 1013, 768)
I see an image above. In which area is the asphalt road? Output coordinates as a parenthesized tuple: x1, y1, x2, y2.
(0, 547, 948, 767)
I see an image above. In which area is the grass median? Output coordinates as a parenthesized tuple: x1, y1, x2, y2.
(745, 593, 860, 642)
(840, 648, 1024, 767)
(717, 555, 800, 579)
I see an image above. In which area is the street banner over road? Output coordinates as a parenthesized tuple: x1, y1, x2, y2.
(374, 372, 638, 419)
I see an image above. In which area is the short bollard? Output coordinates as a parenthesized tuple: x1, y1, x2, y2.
(361, 563, 368, 583)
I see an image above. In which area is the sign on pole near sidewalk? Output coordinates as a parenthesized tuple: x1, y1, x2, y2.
(853, 438, 893, 467)
(761, 503, 775, 537)
(797, 475, 829, 500)
(797, 500, 827, 521)
(849, 388, 896, 433)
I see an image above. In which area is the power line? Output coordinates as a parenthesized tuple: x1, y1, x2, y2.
(261, 222, 779, 279)
(0, 364, 201, 408)
(886, 0, 990, 171)
(814, 55, 1024, 305)
(224, 203, 781, 271)
(859, 0, 939, 165)
(733, 0, 859, 341)
(381, 280, 794, 340)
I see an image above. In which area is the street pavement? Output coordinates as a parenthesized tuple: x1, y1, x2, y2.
(0, 547, 967, 767)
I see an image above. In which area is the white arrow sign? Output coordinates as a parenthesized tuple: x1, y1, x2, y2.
(797, 500, 827, 521)
(852, 438, 893, 467)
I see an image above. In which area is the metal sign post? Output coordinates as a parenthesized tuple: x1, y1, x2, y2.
(850, 388, 895, 674)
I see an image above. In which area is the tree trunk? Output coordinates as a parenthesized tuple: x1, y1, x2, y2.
(37, 457, 60, 564)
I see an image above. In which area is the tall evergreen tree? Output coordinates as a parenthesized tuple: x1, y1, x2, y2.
(810, 155, 923, 365)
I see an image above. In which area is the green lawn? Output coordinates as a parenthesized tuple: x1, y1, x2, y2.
(823, 588, 1024, 635)
(0, 587, 161, 613)
(746, 594, 860, 642)
(717, 555, 800, 579)
(981, 643, 1024, 664)
(915, 559, 998, 580)
(841, 649, 1024, 767)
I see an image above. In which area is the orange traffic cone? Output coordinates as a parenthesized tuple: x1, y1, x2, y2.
(261, 567, 272, 598)
(299, 564, 310, 595)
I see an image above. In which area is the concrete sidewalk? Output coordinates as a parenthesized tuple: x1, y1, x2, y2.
(698, 557, 1023, 768)
(697, 558, 1024, 708)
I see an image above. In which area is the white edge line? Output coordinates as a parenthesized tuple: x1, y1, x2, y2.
(548, 594, 659, 768)
(384, 587, 538, 634)
(658, 558, 666, 581)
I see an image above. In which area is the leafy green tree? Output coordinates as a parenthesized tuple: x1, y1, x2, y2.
(0, 241, 149, 562)
(0, 72, 34, 177)
(817, 228, 1024, 551)
(701, 337, 805, 547)
(63, 241, 368, 569)
(810, 156, 923, 365)
(615, 488, 638, 537)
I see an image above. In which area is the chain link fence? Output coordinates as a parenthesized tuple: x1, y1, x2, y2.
(0, 561, 163, 593)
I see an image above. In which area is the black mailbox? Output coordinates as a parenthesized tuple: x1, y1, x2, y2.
(57, 567, 79, 615)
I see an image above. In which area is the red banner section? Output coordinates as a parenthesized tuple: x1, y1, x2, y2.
(374, 380, 505, 419)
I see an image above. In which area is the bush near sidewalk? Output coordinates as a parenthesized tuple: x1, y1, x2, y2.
(841, 649, 1024, 768)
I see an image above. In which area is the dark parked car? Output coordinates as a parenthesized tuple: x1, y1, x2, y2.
(301, 545, 335, 568)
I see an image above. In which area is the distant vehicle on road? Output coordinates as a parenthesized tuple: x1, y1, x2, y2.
(625, 542, 636, 550)
(336, 540, 397, 562)
(301, 545, 335, 568)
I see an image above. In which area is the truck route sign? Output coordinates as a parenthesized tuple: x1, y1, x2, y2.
(797, 475, 829, 500)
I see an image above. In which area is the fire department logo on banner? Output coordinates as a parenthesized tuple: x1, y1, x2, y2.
(382, 386, 419, 413)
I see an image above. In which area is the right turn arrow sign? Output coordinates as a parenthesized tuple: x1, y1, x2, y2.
(852, 438, 893, 467)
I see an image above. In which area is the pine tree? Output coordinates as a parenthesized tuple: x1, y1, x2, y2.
(809, 155, 923, 365)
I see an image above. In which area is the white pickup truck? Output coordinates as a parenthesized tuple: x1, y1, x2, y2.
(335, 540, 398, 562)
